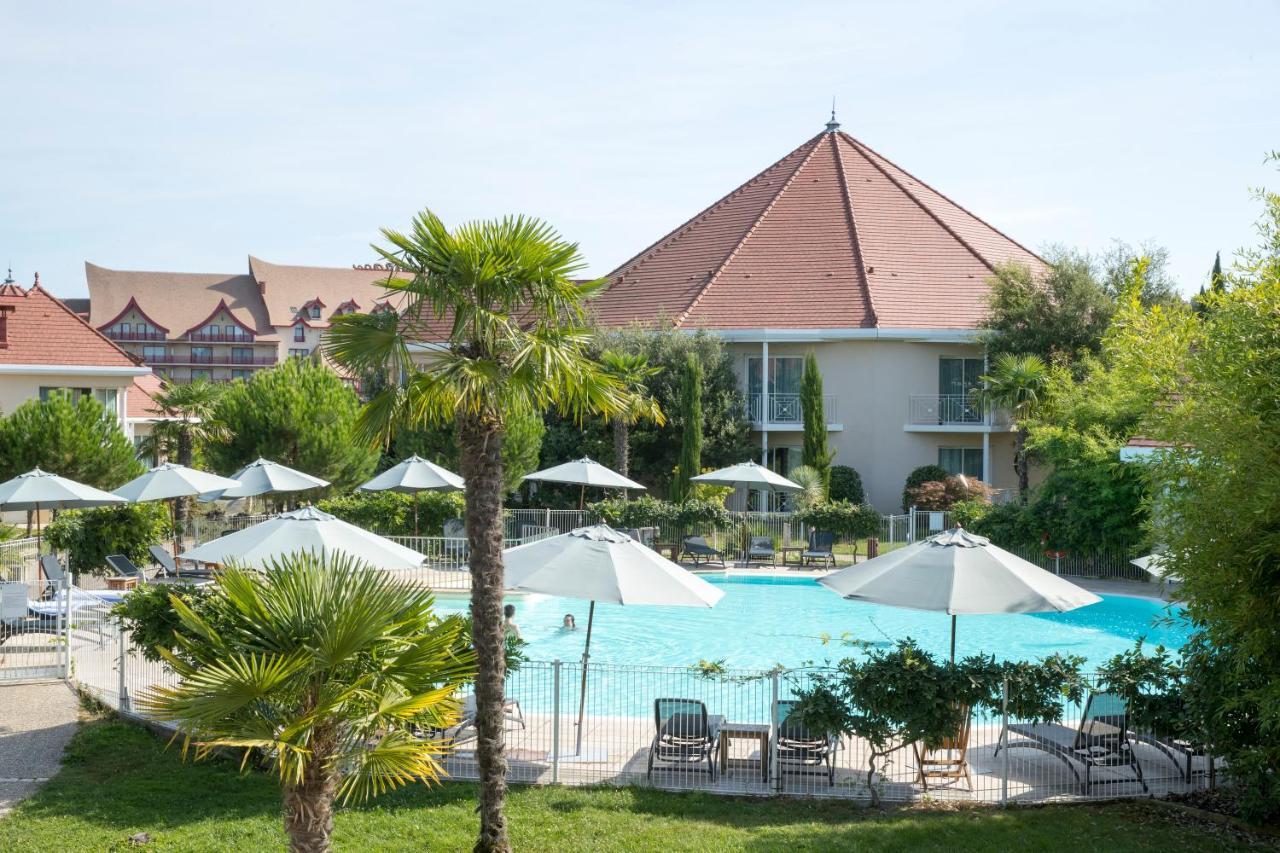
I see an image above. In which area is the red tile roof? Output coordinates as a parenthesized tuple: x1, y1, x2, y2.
(127, 372, 167, 418)
(591, 128, 1047, 331)
(0, 282, 144, 368)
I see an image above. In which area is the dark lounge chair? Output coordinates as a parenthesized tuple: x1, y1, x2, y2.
(104, 554, 148, 585)
(148, 545, 214, 579)
(39, 554, 67, 594)
(746, 536, 776, 566)
(994, 691, 1148, 794)
(801, 531, 837, 568)
(647, 698, 722, 781)
(775, 699, 838, 786)
(681, 536, 726, 568)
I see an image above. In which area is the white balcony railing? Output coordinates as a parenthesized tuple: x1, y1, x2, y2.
(746, 393, 838, 425)
(908, 394, 1009, 426)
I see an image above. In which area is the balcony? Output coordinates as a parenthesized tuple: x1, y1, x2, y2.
(746, 393, 839, 426)
(906, 394, 1009, 431)
(143, 352, 277, 366)
(186, 331, 256, 343)
(104, 330, 167, 342)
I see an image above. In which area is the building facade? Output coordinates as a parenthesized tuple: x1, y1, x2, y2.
(589, 120, 1048, 511)
(85, 257, 400, 383)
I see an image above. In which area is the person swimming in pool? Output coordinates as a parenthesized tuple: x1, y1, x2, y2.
(503, 604, 521, 641)
(562, 613, 576, 630)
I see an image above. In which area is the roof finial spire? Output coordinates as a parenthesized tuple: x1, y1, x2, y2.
(2, 266, 13, 285)
(825, 97, 840, 133)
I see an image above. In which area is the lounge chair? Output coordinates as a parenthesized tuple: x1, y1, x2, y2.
(647, 698, 722, 781)
(148, 545, 214, 580)
(442, 518, 469, 563)
(104, 555, 148, 586)
(39, 554, 67, 595)
(994, 691, 1148, 795)
(422, 693, 525, 747)
(914, 706, 973, 791)
(801, 531, 836, 568)
(1130, 732, 1215, 784)
(0, 581, 57, 640)
(775, 699, 838, 786)
(680, 536, 726, 568)
(746, 536, 776, 566)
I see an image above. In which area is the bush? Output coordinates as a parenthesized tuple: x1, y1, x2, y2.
(794, 501, 881, 540)
(44, 504, 173, 577)
(673, 498, 732, 530)
(902, 464, 950, 511)
(827, 465, 864, 504)
(904, 476, 992, 511)
(961, 500, 1039, 550)
(316, 491, 465, 536)
(589, 495, 677, 529)
(111, 583, 231, 664)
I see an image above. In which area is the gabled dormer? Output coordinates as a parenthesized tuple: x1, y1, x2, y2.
(183, 299, 257, 342)
(96, 296, 171, 341)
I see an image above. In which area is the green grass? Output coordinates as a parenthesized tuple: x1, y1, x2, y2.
(0, 720, 1269, 852)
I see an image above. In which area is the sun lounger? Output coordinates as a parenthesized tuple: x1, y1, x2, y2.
(647, 698, 722, 781)
(148, 545, 214, 580)
(746, 536, 776, 566)
(423, 693, 525, 747)
(1, 582, 58, 640)
(680, 537, 726, 568)
(994, 691, 1147, 794)
(1130, 732, 1215, 784)
(104, 554, 149, 585)
(801, 531, 836, 568)
(775, 699, 838, 785)
(39, 554, 67, 590)
(443, 518, 469, 563)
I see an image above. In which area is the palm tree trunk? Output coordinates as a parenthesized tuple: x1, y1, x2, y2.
(458, 409, 511, 853)
(174, 429, 193, 544)
(1014, 427, 1029, 502)
(282, 745, 338, 853)
(612, 418, 629, 478)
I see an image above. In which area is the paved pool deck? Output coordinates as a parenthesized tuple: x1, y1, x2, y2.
(0, 681, 79, 817)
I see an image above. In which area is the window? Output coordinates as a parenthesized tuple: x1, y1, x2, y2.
(37, 386, 117, 414)
(191, 369, 212, 381)
(92, 388, 118, 414)
(939, 447, 984, 479)
(39, 386, 89, 402)
(190, 346, 212, 363)
(746, 356, 804, 422)
(308, 305, 321, 319)
(294, 324, 305, 342)
(288, 348, 309, 358)
(230, 369, 249, 381)
(142, 345, 167, 360)
(118, 322, 131, 336)
(231, 346, 253, 363)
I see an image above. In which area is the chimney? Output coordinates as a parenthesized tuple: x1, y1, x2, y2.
(0, 304, 13, 349)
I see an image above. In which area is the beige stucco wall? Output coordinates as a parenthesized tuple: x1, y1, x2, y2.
(0, 371, 133, 425)
(727, 338, 1025, 512)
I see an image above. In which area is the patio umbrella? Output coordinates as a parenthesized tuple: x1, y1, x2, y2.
(819, 526, 1101, 661)
(523, 457, 645, 510)
(503, 524, 724, 757)
(178, 506, 427, 571)
(113, 463, 241, 555)
(0, 468, 125, 552)
(691, 460, 800, 512)
(200, 458, 330, 502)
(1131, 553, 1172, 580)
(358, 455, 464, 535)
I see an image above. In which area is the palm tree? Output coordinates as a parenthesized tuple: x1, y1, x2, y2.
(977, 353, 1049, 500)
(326, 210, 624, 852)
(787, 464, 827, 512)
(140, 379, 228, 533)
(598, 350, 664, 481)
(138, 552, 476, 853)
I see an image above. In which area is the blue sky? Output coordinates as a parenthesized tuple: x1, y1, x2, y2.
(2, 1, 1277, 298)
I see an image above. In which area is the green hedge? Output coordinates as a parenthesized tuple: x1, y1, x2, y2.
(315, 491, 465, 536)
(794, 501, 881, 539)
(45, 504, 173, 577)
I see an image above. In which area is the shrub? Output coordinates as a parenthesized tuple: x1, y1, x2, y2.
(44, 504, 173, 577)
(673, 498, 732, 530)
(961, 500, 1039, 550)
(316, 491, 465, 536)
(794, 501, 881, 540)
(588, 495, 677, 529)
(827, 465, 864, 504)
(901, 464, 950, 511)
(904, 476, 992, 511)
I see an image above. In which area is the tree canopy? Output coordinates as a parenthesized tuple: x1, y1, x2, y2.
(0, 392, 143, 488)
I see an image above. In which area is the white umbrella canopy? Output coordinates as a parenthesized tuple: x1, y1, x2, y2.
(819, 526, 1101, 660)
(690, 460, 802, 492)
(179, 506, 427, 571)
(503, 524, 723, 756)
(0, 468, 126, 551)
(1131, 553, 1172, 580)
(523, 457, 645, 509)
(202, 458, 330, 500)
(359, 455, 465, 494)
(113, 463, 241, 503)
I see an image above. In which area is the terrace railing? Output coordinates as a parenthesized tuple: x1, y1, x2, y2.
(746, 393, 839, 425)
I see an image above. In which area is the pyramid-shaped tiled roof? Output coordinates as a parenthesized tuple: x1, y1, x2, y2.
(0, 281, 145, 368)
(592, 126, 1046, 331)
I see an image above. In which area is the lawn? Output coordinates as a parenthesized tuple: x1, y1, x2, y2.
(0, 720, 1270, 852)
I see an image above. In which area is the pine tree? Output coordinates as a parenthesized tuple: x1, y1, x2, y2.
(672, 354, 703, 502)
(800, 352, 832, 486)
(1195, 252, 1226, 315)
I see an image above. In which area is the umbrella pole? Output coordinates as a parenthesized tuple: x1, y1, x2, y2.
(950, 615, 957, 663)
(578, 484, 586, 512)
(414, 491, 420, 537)
(172, 498, 181, 556)
(574, 600, 596, 756)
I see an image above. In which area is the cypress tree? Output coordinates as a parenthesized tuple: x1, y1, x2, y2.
(800, 352, 832, 486)
(673, 353, 703, 501)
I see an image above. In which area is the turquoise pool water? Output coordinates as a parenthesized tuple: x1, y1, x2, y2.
(446, 575, 1189, 673)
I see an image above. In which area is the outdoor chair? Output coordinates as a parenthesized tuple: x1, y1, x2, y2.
(148, 545, 214, 580)
(647, 698, 722, 781)
(680, 536, 726, 568)
(442, 518, 469, 564)
(775, 699, 838, 786)
(39, 554, 67, 595)
(104, 555, 149, 585)
(1130, 732, 1217, 784)
(914, 705, 973, 791)
(801, 531, 837, 568)
(994, 691, 1148, 795)
(420, 693, 525, 747)
(0, 581, 57, 640)
(746, 536, 776, 566)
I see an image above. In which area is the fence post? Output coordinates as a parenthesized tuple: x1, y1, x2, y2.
(908, 506, 916, 543)
(770, 670, 781, 792)
(1000, 678, 1010, 805)
(59, 576, 70, 679)
(117, 626, 129, 713)
(551, 659, 561, 783)
(544, 508, 551, 530)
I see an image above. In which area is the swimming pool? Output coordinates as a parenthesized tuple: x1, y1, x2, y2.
(446, 574, 1188, 672)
